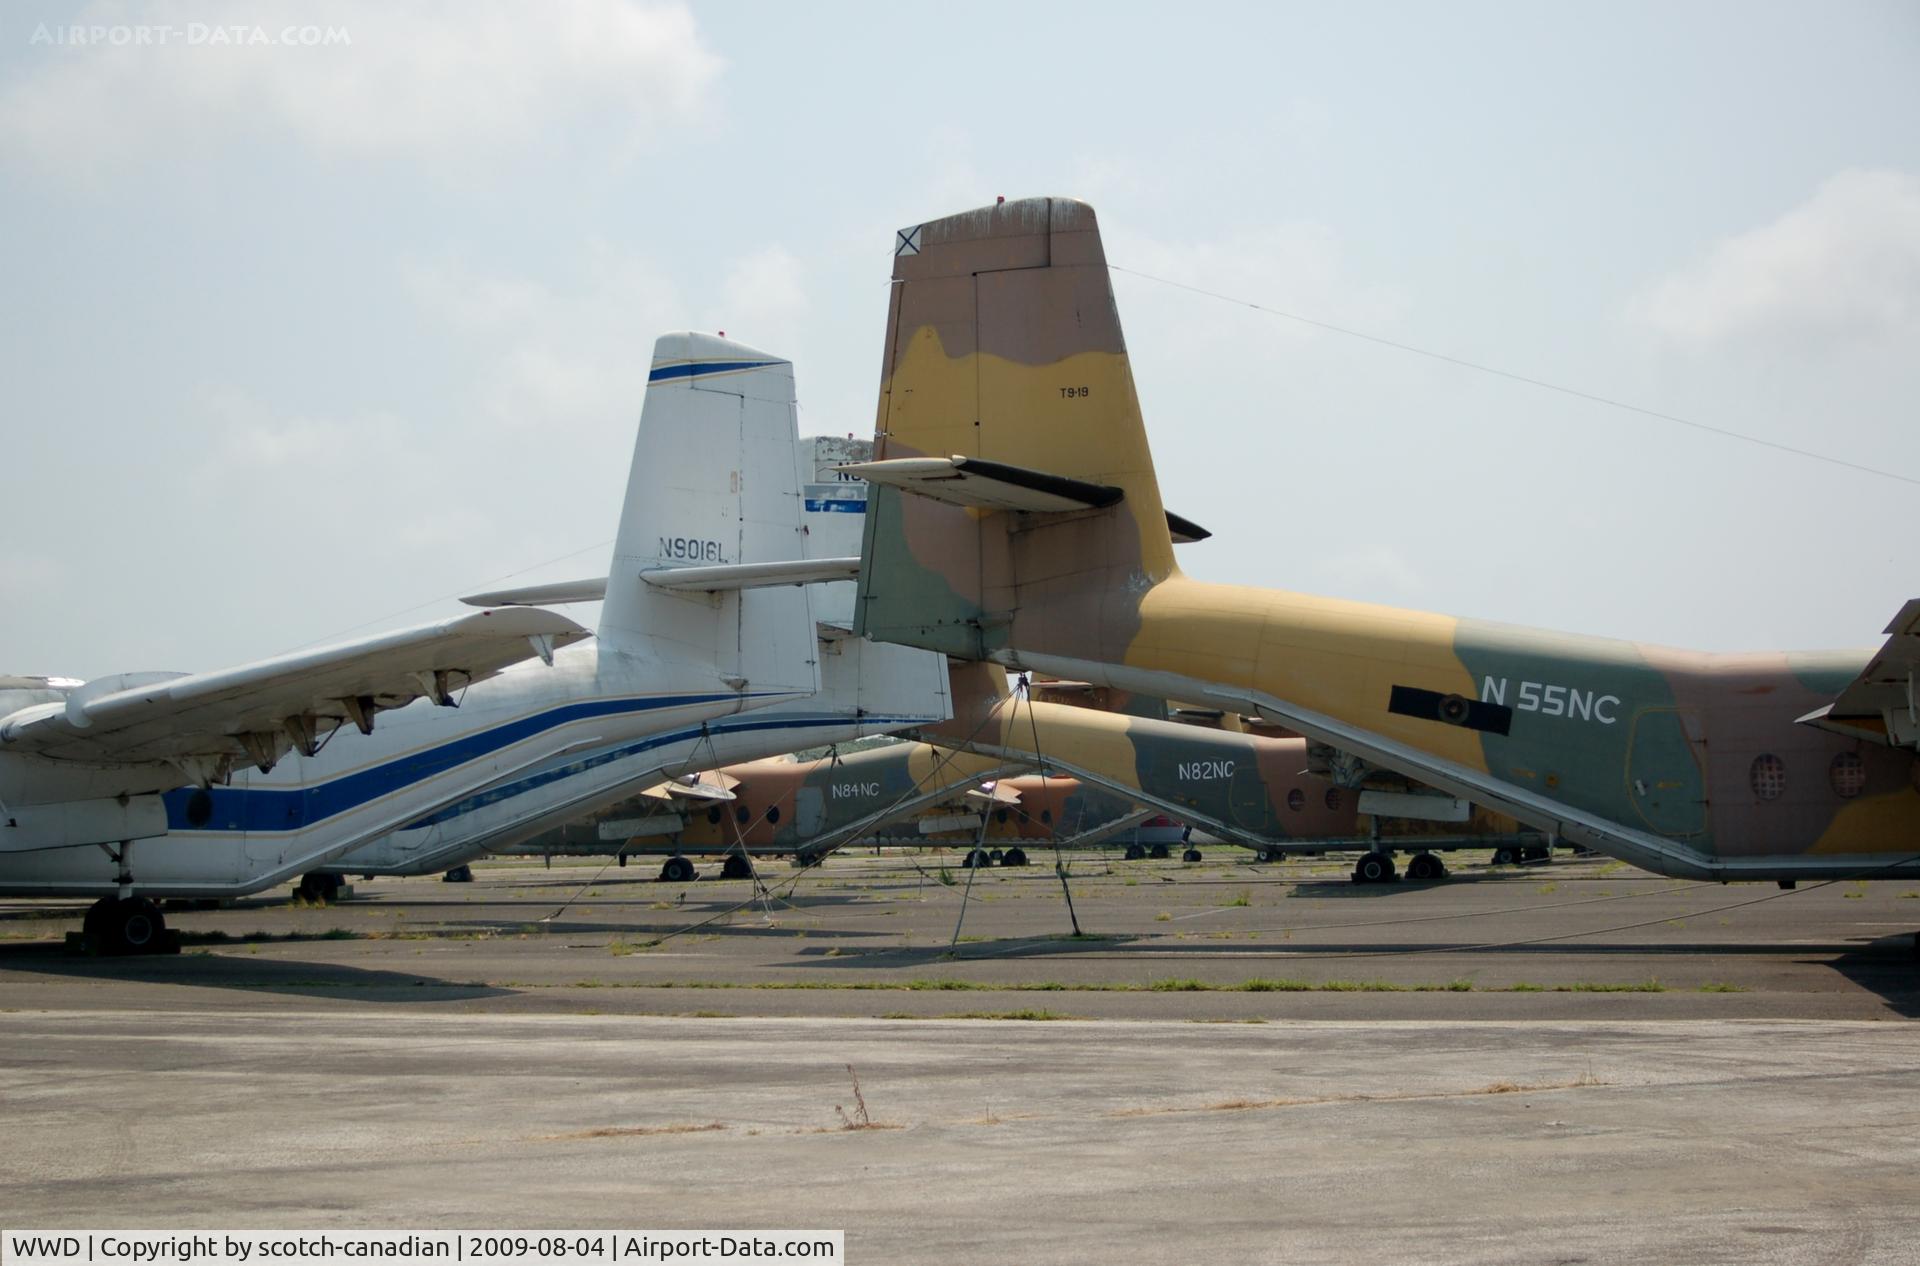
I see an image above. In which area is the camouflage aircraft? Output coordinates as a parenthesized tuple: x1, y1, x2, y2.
(497, 739, 1020, 880)
(923, 663, 1545, 881)
(849, 197, 1920, 886)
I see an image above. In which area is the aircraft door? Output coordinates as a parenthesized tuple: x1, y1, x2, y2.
(1626, 708, 1710, 839)
(795, 786, 826, 836)
(1228, 761, 1270, 830)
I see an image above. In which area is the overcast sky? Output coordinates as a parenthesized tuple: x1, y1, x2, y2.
(3, 0, 1917, 679)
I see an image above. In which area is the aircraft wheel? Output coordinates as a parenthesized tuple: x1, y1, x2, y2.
(1149, 843, 1170, 860)
(442, 864, 473, 883)
(88, 897, 169, 955)
(1123, 844, 1145, 861)
(989, 849, 1005, 863)
(720, 854, 753, 880)
(1406, 853, 1446, 882)
(295, 872, 342, 903)
(1491, 847, 1516, 867)
(961, 849, 990, 869)
(1522, 845, 1551, 864)
(1352, 852, 1396, 884)
(1182, 848, 1203, 863)
(659, 855, 697, 884)
(1001, 847, 1028, 867)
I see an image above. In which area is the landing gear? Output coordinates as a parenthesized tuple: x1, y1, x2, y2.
(1255, 848, 1281, 864)
(1001, 847, 1029, 867)
(659, 855, 697, 884)
(1182, 848, 1204, 863)
(1351, 851, 1397, 884)
(961, 848, 991, 869)
(720, 854, 754, 880)
(1149, 843, 1170, 860)
(442, 864, 473, 883)
(1123, 844, 1146, 861)
(1405, 852, 1447, 882)
(989, 848, 1005, 863)
(82, 897, 174, 956)
(295, 872, 344, 903)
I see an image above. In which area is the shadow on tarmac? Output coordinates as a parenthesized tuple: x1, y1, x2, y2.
(0, 942, 515, 1002)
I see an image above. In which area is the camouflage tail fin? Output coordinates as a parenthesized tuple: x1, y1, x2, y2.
(854, 197, 1176, 665)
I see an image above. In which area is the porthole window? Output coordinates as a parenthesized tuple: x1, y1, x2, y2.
(994, 808, 1009, 824)
(706, 806, 722, 825)
(1829, 752, 1866, 800)
(1286, 788, 1305, 812)
(1040, 809, 1053, 824)
(766, 805, 781, 824)
(735, 805, 751, 824)
(1324, 788, 1342, 812)
(1750, 754, 1787, 801)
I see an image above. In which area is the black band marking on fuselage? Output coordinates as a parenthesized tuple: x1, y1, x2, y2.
(1388, 684, 1513, 736)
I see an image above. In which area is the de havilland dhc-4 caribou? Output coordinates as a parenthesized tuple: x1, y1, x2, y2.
(848, 196, 1920, 893)
(0, 333, 950, 952)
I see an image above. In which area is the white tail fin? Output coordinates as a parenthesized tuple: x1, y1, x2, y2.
(597, 333, 817, 701)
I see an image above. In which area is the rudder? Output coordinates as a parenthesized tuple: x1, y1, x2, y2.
(856, 198, 1176, 666)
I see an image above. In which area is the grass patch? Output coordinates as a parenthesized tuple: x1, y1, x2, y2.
(1696, 981, 1747, 993)
(932, 1009, 1081, 1021)
(1229, 890, 1252, 908)
(174, 927, 363, 946)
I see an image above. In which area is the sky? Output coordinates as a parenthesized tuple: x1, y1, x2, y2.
(2, 0, 1917, 679)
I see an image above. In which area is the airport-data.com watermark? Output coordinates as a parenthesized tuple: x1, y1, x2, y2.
(29, 22, 351, 48)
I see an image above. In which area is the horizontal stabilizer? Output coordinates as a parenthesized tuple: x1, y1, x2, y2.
(460, 577, 608, 608)
(1796, 598, 1920, 747)
(641, 557, 861, 592)
(1165, 510, 1212, 544)
(839, 456, 1123, 514)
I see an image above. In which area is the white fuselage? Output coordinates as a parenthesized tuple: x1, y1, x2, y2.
(0, 641, 802, 898)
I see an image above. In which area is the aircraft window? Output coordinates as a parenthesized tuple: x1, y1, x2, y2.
(706, 806, 721, 824)
(735, 805, 751, 823)
(1286, 788, 1305, 812)
(185, 789, 214, 828)
(1829, 752, 1866, 800)
(1750, 754, 1787, 801)
(995, 809, 1009, 823)
(1040, 809, 1053, 824)
(1324, 788, 1341, 811)
(766, 805, 781, 823)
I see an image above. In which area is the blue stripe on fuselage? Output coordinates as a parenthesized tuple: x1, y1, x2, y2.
(395, 711, 930, 831)
(803, 499, 866, 513)
(159, 690, 797, 833)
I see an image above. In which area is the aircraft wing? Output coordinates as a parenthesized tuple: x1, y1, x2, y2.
(0, 608, 588, 773)
(1796, 599, 1920, 747)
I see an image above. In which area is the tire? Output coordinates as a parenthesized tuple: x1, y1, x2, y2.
(442, 865, 473, 883)
(1149, 843, 1170, 860)
(1182, 848, 1203, 863)
(1001, 847, 1028, 867)
(1407, 853, 1444, 881)
(1353, 852, 1393, 884)
(1124, 844, 1145, 861)
(1491, 847, 1516, 867)
(92, 897, 166, 955)
(720, 854, 753, 880)
(660, 855, 696, 884)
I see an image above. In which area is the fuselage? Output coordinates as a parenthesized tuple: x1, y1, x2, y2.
(0, 641, 803, 898)
(1007, 574, 1919, 878)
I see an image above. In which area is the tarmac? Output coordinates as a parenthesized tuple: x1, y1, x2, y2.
(2, 852, 1917, 1263)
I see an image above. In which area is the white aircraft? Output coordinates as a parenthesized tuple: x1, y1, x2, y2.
(0, 333, 950, 951)
(316, 437, 928, 887)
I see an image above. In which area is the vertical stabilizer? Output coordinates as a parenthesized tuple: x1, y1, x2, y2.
(598, 333, 817, 700)
(856, 197, 1176, 665)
